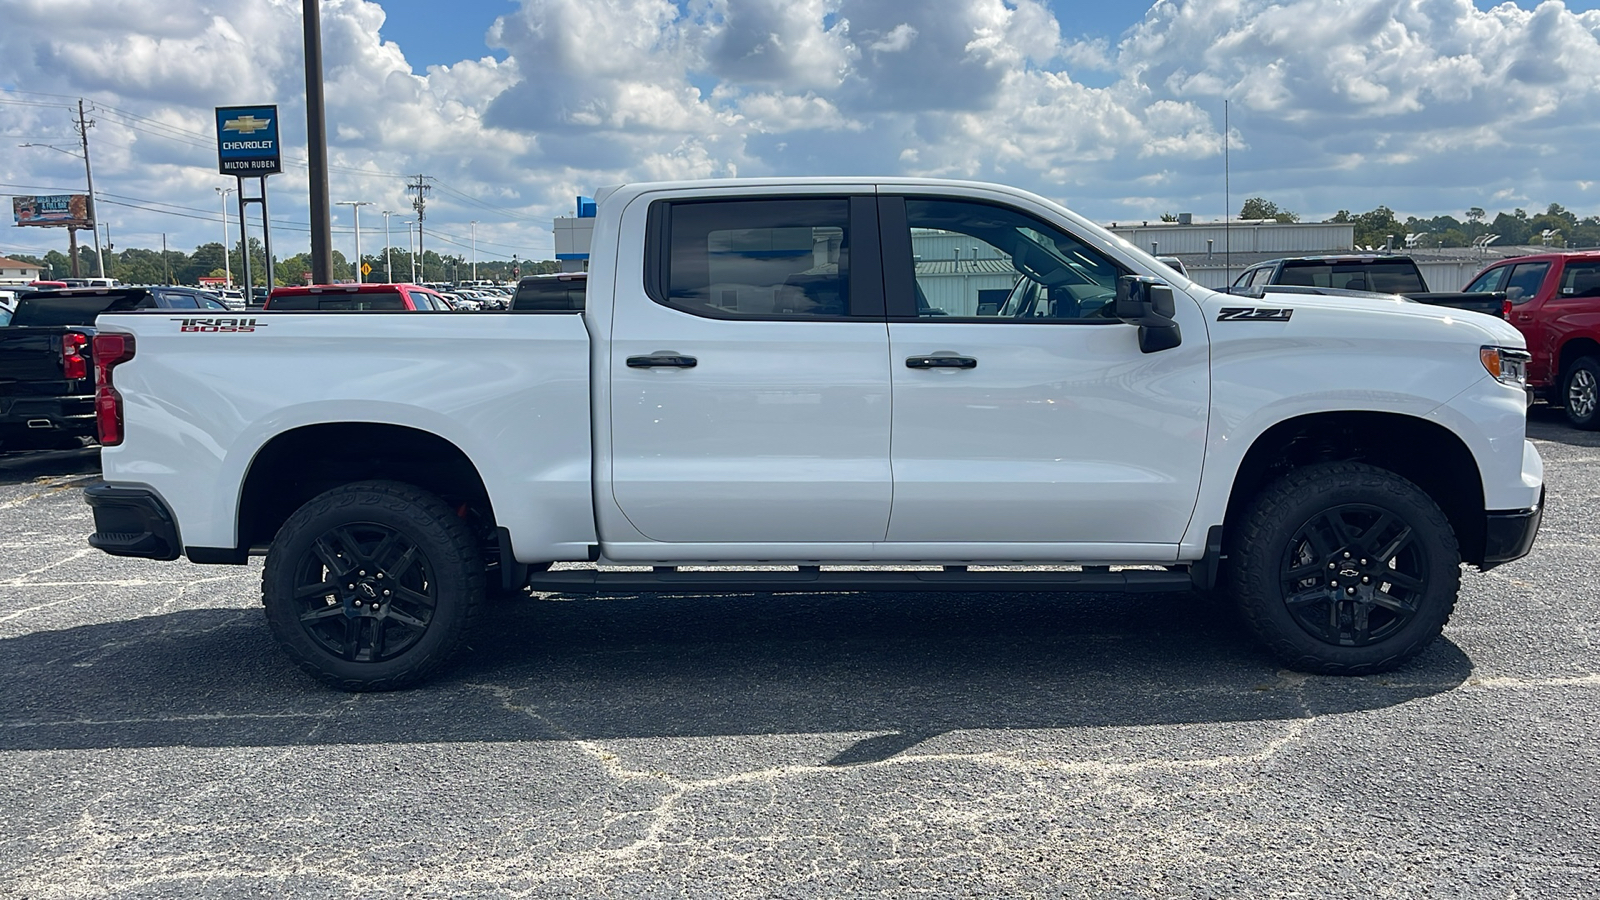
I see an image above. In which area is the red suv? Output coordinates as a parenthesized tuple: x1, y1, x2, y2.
(1464, 252, 1600, 428)
(264, 283, 453, 311)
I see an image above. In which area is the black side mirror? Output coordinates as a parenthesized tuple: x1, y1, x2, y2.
(1115, 275, 1182, 353)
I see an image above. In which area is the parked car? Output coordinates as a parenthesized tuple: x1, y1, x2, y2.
(86, 178, 1541, 690)
(1232, 255, 1505, 317)
(1463, 252, 1600, 428)
(265, 284, 453, 311)
(0, 286, 226, 449)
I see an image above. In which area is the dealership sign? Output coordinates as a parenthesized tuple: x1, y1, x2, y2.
(215, 105, 282, 175)
(12, 194, 91, 227)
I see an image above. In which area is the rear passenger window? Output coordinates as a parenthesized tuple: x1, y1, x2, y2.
(160, 291, 200, 309)
(650, 198, 852, 318)
(1559, 261, 1600, 298)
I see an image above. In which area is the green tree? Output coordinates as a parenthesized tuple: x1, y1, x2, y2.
(1240, 197, 1298, 223)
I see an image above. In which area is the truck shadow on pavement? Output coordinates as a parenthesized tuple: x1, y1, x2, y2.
(0, 588, 1472, 762)
(1527, 404, 1600, 447)
(0, 444, 99, 486)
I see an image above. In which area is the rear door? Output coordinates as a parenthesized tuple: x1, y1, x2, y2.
(879, 193, 1210, 550)
(607, 192, 893, 544)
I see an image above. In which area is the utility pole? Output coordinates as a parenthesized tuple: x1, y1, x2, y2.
(74, 100, 105, 278)
(382, 210, 395, 282)
(335, 200, 372, 282)
(161, 233, 170, 284)
(406, 174, 431, 282)
(216, 186, 236, 287)
(303, 0, 333, 284)
(102, 221, 113, 279)
(406, 221, 417, 282)
(470, 220, 478, 282)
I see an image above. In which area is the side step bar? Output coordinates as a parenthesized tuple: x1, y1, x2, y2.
(523, 566, 1195, 595)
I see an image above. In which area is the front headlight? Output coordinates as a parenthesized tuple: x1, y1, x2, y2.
(1481, 346, 1530, 387)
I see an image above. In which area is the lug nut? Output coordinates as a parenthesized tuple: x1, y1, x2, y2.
(383, 590, 391, 596)
(1328, 562, 1337, 569)
(1347, 587, 1356, 595)
(347, 583, 356, 590)
(1329, 581, 1338, 587)
(376, 573, 384, 580)
(1343, 552, 1351, 559)
(359, 570, 366, 576)
(1362, 576, 1370, 584)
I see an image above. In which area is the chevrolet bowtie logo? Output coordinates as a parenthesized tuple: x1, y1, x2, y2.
(223, 115, 272, 135)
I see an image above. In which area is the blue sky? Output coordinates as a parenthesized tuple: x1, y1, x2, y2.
(379, 0, 1600, 72)
(7, 0, 1600, 259)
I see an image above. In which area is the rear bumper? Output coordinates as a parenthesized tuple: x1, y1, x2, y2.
(1481, 487, 1545, 570)
(85, 483, 181, 561)
(0, 394, 95, 435)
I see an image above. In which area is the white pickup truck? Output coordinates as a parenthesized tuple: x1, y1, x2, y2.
(84, 178, 1544, 690)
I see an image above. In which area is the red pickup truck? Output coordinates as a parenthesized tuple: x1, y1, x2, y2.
(1464, 252, 1600, 428)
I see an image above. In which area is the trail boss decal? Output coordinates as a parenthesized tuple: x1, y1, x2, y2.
(1218, 307, 1294, 322)
(173, 317, 267, 333)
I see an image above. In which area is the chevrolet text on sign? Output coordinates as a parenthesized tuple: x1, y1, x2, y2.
(215, 105, 282, 175)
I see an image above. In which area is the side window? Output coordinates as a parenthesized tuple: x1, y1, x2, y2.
(160, 291, 200, 309)
(651, 198, 853, 318)
(1247, 267, 1272, 287)
(1466, 266, 1508, 294)
(1558, 261, 1600, 299)
(898, 198, 1125, 320)
(1505, 262, 1552, 306)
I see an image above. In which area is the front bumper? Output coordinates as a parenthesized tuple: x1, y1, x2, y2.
(1481, 486, 1545, 570)
(85, 483, 182, 561)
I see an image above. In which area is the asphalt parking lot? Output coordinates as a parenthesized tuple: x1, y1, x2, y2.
(1, 412, 1597, 898)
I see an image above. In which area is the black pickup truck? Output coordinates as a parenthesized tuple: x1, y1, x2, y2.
(0, 287, 227, 450)
(1230, 255, 1506, 317)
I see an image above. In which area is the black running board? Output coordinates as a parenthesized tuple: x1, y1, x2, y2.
(523, 566, 1195, 595)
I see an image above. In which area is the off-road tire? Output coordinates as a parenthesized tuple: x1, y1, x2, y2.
(263, 480, 484, 691)
(1227, 462, 1460, 675)
(1562, 355, 1600, 430)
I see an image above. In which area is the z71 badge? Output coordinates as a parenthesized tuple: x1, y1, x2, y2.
(1217, 307, 1293, 322)
(172, 317, 267, 333)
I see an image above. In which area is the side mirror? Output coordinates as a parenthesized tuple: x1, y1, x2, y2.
(1115, 275, 1182, 353)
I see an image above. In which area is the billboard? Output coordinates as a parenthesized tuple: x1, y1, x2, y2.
(12, 194, 92, 227)
(216, 105, 282, 175)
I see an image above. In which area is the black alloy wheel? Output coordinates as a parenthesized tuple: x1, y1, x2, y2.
(1279, 504, 1428, 647)
(263, 480, 483, 690)
(1228, 461, 1460, 675)
(291, 522, 437, 664)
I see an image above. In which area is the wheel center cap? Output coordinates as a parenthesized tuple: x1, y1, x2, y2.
(1338, 566, 1361, 579)
(357, 582, 379, 600)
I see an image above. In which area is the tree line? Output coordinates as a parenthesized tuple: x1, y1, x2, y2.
(1230, 197, 1600, 250)
(6, 240, 559, 286)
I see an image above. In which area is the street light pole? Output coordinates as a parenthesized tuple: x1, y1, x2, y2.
(303, 0, 333, 284)
(470, 220, 478, 282)
(216, 186, 236, 287)
(335, 200, 372, 282)
(382, 210, 394, 283)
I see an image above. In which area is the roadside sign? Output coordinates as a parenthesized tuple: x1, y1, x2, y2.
(215, 105, 282, 175)
(360, 262, 372, 277)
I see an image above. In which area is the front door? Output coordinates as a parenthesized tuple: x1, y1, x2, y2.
(608, 193, 893, 544)
(879, 195, 1210, 549)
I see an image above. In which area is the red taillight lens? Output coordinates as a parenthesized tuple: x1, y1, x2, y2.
(91, 333, 136, 446)
(61, 331, 89, 380)
(1502, 299, 1513, 319)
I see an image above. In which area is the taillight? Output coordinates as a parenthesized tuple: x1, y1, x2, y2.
(1502, 299, 1513, 319)
(61, 331, 89, 380)
(92, 333, 136, 446)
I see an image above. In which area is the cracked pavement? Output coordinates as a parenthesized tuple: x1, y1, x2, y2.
(1, 410, 1597, 898)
